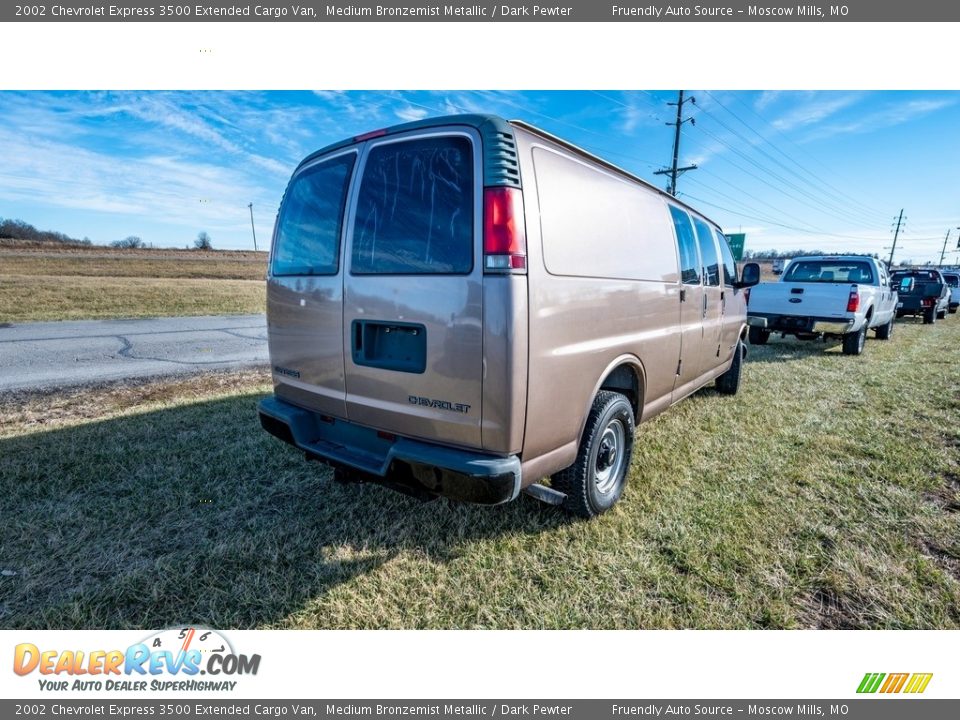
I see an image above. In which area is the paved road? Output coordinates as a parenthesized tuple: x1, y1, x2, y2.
(0, 314, 268, 392)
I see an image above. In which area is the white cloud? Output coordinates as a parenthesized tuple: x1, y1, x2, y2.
(754, 91, 782, 111)
(394, 106, 429, 122)
(803, 98, 957, 141)
(771, 93, 863, 132)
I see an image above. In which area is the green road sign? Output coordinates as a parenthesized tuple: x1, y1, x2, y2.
(725, 233, 746, 261)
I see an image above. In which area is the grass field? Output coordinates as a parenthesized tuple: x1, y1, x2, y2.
(1, 317, 958, 630)
(0, 245, 267, 322)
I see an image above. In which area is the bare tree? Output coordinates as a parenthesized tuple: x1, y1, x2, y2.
(194, 231, 213, 250)
(111, 235, 145, 249)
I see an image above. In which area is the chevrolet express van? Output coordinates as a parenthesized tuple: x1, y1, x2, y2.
(258, 114, 760, 517)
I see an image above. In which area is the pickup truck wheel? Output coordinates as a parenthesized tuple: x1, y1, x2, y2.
(715, 340, 744, 396)
(923, 308, 936, 325)
(748, 326, 769, 345)
(950, 306, 958, 315)
(551, 391, 635, 519)
(842, 325, 866, 356)
(937, 309, 947, 320)
(874, 317, 893, 340)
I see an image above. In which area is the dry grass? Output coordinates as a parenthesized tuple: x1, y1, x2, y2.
(0, 319, 957, 629)
(0, 246, 267, 322)
(0, 251, 266, 280)
(0, 275, 265, 322)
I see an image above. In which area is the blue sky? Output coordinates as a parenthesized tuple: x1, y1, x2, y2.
(1, 90, 958, 263)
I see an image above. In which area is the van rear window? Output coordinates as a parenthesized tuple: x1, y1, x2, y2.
(272, 153, 355, 277)
(352, 135, 474, 275)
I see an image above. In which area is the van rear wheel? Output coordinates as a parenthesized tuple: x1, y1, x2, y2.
(551, 391, 635, 519)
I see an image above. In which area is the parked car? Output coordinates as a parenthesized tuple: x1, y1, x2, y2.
(941, 270, 960, 314)
(891, 268, 950, 323)
(772, 258, 788, 275)
(257, 114, 760, 517)
(746, 255, 897, 355)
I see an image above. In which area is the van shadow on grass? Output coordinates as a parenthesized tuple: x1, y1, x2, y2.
(0, 394, 568, 629)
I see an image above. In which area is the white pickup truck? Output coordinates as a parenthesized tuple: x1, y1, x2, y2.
(746, 255, 898, 356)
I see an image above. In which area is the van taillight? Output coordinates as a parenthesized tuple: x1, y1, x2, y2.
(846, 287, 860, 313)
(483, 187, 526, 272)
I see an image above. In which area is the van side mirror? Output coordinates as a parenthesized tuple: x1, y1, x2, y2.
(738, 262, 761, 288)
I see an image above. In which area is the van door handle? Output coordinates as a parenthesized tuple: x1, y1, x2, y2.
(702, 294, 708, 319)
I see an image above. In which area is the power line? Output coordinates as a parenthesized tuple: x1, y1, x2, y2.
(687, 122, 886, 229)
(699, 90, 889, 223)
(724, 91, 891, 218)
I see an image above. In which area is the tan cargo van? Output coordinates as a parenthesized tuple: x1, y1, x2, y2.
(258, 114, 760, 517)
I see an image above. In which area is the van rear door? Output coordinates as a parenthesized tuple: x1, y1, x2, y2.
(266, 150, 357, 418)
(342, 129, 484, 449)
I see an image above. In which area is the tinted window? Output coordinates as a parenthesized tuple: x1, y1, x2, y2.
(669, 206, 700, 285)
(272, 153, 355, 276)
(944, 274, 959, 288)
(715, 230, 737, 287)
(693, 218, 720, 286)
(352, 135, 473, 275)
(784, 260, 875, 284)
(892, 270, 940, 282)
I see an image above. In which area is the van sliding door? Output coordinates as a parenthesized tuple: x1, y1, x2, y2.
(668, 205, 705, 399)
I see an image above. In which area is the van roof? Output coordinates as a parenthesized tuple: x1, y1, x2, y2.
(297, 112, 721, 230)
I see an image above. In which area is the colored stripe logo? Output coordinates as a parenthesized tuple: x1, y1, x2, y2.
(857, 672, 933, 694)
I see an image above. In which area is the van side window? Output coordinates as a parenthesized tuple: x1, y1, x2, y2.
(272, 153, 355, 277)
(352, 135, 474, 275)
(715, 230, 737, 287)
(693, 218, 721, 286)
(668, 205, 700, 285)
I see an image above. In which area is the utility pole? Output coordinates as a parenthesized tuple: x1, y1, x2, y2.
(247, 202, 258, 252)
(654, 90, 697, 196)
(939, 227, 960, 267)
(886, 209, 904, 268)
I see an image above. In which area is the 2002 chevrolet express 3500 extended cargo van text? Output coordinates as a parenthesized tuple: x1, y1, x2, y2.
(258, 114, 761, 517)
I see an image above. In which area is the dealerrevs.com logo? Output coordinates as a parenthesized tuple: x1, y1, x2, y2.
(13, 627, 261, 692)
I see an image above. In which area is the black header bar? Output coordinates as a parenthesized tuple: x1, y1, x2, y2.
(5, 1, 960, 22)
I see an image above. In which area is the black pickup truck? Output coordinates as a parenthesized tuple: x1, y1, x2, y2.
(891, 268, 951, 324)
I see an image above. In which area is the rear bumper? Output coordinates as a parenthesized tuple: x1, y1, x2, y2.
(258, 396, 522, 505)
(748, 313, 854, 335)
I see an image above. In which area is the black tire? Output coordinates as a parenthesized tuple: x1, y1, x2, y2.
(949, 306, 958, 315)
(895, 311, 904, 319)
(842, 325, 866, 356)
(715, 340, 744, 396)
(874, 317, 893, 340)
(937, 309, 947, 320)
(923, 307, 936, 325)
(748, 326, 770, 345)
(552, 391, 635, 519)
